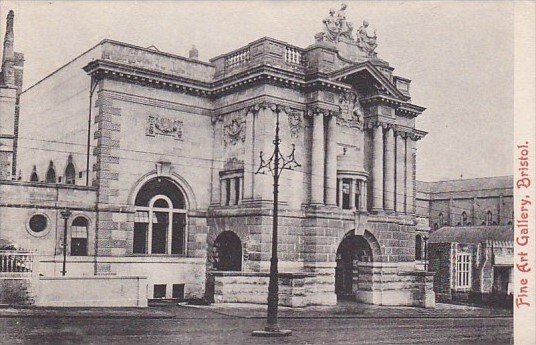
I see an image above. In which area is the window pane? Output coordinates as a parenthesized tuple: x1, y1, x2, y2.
(71, 238, 87, 256)
(152, 211, 168, 254)
(153, 198, 169, 208)
(342, 179, 350, 209)
(225, 179, 231, 206)
(133, 222, 148, 254)
(172, 213, 186, 254)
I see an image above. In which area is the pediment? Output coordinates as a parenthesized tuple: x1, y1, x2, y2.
(329, 62, 408, 101)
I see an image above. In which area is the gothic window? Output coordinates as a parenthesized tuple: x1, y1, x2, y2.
(486, 211, 493, 226)
(433, 223, 438, 230)
(71, 216, 88, 256)
(30, 170, 39, 182)
(133, 178, 187, 255)
(65, 163, 76, 185)
(45, 162, 56, 183)
(438, 213, 444, 228)
(220, 170, 244, 206)
(461, 212, 468, 226)
(455, 253, 471, 289)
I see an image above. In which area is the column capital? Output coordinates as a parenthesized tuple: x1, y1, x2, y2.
(305, 105, 339, 118)
(248, 101, 290, 115)
(365, 119, 395, 130)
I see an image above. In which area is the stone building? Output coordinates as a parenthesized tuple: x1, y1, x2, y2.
(1, 7, 434, 307)
(416, 177, 514, 306)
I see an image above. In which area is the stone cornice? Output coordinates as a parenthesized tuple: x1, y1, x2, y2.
(211, 98, 304, 123)
(360, 94, 404, 107)
(396, 103, 426, 118)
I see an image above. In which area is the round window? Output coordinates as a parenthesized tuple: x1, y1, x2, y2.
(28, 214, 48, 233)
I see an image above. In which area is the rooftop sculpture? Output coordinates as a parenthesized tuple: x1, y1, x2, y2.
(317, 4, 378, 58)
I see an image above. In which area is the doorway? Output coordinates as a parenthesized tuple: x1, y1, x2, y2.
(213, 231, 242, 271)
(335, 232, 372, 300)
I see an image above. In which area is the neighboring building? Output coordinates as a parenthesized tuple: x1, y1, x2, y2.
(416, 177, 514, 306)
(1, 7, 434, 307)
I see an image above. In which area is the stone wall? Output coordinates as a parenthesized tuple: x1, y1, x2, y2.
(0, 274, 35, 305)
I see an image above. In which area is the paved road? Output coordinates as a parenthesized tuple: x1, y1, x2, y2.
(0, 312, 512, 345)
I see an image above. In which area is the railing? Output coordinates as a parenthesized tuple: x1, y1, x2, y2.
(285, 46, 303, 65)
(0, 251, 33, 273)
(224, 47, 250, 70)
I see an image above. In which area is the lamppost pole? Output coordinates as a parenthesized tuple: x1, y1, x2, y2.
(60, 209, 72, 276)
(423, 235, 429, 271)
(252, 107, 299, 337)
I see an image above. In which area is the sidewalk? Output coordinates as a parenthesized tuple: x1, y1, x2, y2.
(0, 301, 512, 320)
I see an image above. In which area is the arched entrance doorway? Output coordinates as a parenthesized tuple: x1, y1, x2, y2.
(335, 232, 373, 300)
(213, 231, 242, 271)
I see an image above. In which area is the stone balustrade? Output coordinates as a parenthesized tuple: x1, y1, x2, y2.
(0, 251, 33, 273)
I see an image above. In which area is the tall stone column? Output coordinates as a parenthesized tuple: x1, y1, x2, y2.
(325, 113, 338, 206)
(395, 132, 406, 213)
(254, 106, 274, 201)
(372, 125, 384, 212)
(242, 107, 255, 201)
(310, 110, 325, 205)
(405, 138, 415, 214)
(383, 127, 395, 212)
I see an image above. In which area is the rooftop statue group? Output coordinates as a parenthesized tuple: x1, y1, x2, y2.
(320, 4, 378, 57)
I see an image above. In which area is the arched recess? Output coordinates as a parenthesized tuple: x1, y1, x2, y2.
(30, 165, 39, 182)
(64, 155, 76, 185)
(335, 230, 377, 299)
(45, 161, 56, 183)
(212, 231, 242, 271)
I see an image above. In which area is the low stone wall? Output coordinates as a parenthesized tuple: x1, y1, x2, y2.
(356, 262, 435, 308)
(0, 273, 35, 305)
(213, 271, 336, 307)
(35, 275, 148, 307)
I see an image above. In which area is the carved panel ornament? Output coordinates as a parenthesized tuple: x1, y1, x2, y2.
(223, 114, 246, 146)
(146, 115, 183, 140)
(287, 110, 303, 138)
(338, 91, 363, 130)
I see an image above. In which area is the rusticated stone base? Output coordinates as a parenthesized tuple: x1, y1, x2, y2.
(213, 271, 337, 307)
(0, 274, 35, 305)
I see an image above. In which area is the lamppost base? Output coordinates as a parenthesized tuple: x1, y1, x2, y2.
(251, 329, 292, 337)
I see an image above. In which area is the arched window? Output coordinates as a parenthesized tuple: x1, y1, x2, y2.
(415, 235, 423, 260)
(30, 165, 39, 182)
(461, 212, 468, 226)
(486, 211, 493, 226)
(438, 213, 444, 228)
(65, 163, 76, 185)
(133, 177, 187, 255)
(71, 216, 88, 256)
(46, 161, 56, 183)
(213, 231, 242, 271)
(433, 223, 438, 230)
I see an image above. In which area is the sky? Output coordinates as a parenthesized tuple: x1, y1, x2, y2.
(0, 1, 514, 182)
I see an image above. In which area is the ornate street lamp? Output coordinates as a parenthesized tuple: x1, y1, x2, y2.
(252, 106, 299, 337)
(60, 209, 72, 276)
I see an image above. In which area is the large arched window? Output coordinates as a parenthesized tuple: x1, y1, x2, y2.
(65, 163, 76, 185)
(415, 235, 423, 260)
(133, 178, 187, 255)
(46, 161, 56, 183)
(71, 216, 88, 256)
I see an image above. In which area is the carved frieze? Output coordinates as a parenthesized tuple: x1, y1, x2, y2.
(146, 115, 183, 140)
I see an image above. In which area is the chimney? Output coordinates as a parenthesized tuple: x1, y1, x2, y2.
(0, 10, 18, 180)
(1, 10, 15, 86)
(188, 45, 199, 60)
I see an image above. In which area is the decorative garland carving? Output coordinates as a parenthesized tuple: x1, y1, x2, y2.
(223, 113, 246, 146)
(287, 110, 303, 138)
(146, 115, 183, 140)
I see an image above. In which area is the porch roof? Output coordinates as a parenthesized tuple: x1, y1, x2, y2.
(428, 226, 513, 244)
